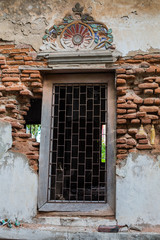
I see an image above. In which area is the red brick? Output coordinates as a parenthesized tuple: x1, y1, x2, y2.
(0, 85, 6, 91)
(139, 106, 159, 113)
(117, 154, 128, 159)
(24, 61, 45, 66)
(155, 88, 160, 94)
(117, 138, 126, 144)
(155, 99, 160, 105)
(139, 139, 149, 144)
(131, 119, 140, 124)
(117, 98, 126, 104)
(7, 60, 24, 65)
(22, 70, 40, 74)
(20, 89, 33, 97)
(136, 144, 152, 150)
(126, 138, 137, 146)
(21, 78, 30, 82)
(2, 77, 20, 82)
(116, 79, 126, 84)
(127, 109, 136, 113)
(144, 98, 154, 105)
(117, 103, 137, 109)
(133, 96, 143, 104)
(117, 144, 127, 149)
(124, 113, 137, 119)
(117, 119, 127, 124)
(0, 108, 6, 113)
(30, 73, 41, 78)
(128, 128, 138, 134)
(116, 68, 126, 74)
(0, 56, 6, 60)
(138, 83, 158, 89)
(146, 66, 157, 73)
(129, 148, 137, 153)
(135, 134, 147, 139)
(17, 132, 31, 138)
(27, 155, 39, 160)
(134, 55, 144, 60)
(125, 59, 141, 63)
(19, 110, 27, 115)
(6, 104, 16, 109)
(11, 122, 23, 129)
(147, 114, 159, 120)
(117, 109, 126, 114)
(0, 60, 6, 65)
(6, 86, 23, 91)
(0, 44, 15, 49)
(117, 89, 126, 96)
(116, 74, 135, 79)
(117, 129, 127, 134)
(155, 77, 160, 83)
(24, 56, 33, 61)
(14, 56, 24, 60)
(141, 118, 151, 124)
(144, 89, 153, 94)
(21, 74, 29, 77)
(117, 149, 127, 154)
(144, 76, 157, 81)
(31, 82, 42, 87)
(32, 142, 40, 147)
(117, 86, 128, 91)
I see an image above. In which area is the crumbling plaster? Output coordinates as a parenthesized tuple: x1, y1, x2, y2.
(0, 0, 160, 55)
(116, 153, 160, 226)
(0, 120, 38, 222)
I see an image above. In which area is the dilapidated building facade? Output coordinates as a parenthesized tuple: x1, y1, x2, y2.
(0, 0, 160, 238)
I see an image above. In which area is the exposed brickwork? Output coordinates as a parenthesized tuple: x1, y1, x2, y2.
(0, 41, 160, 169)
(116, 54, 160, 163)
(0, 42, 47, 171)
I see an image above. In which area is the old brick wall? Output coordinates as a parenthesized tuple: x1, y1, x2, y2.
(0, 40, 160, 171)
(116, 55, 160, 163)
(0, 41, 47, 171)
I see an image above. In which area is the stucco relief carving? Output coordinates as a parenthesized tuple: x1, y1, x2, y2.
(40, 3, 114, 52)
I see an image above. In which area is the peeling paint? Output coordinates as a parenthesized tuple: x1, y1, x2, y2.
(0, 0, 159, 55)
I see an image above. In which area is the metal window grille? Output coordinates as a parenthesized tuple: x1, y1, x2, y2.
(48, 84, 107, 203)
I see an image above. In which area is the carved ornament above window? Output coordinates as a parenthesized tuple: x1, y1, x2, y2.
(40, 3, 114, 52)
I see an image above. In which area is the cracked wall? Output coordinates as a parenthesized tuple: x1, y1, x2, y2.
(0, 0, 160, 55)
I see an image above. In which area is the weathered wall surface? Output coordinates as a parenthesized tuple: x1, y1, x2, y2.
(0, 120, 38, 221)
(0, 0, 160, 226)
(116, 153, 160, 225)
(0, 0, 160, 55)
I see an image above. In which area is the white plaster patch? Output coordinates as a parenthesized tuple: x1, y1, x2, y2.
(116, 154, 160, 225)
(0, 120, 12, 158)
(0, 151, 38, 222)
(0, 120, 37, 222)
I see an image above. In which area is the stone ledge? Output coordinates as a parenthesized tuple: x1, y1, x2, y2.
(0, 227, 160, 240)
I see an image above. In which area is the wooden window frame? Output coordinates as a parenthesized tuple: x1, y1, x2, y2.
(38, 72, 116, 216)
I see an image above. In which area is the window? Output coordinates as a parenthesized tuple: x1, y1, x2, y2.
(38, 73, 116, 214)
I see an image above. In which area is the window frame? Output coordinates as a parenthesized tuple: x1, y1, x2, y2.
(38, 72, 116, 215)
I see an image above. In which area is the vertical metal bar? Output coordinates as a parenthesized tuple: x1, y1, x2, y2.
(48, 84, 55, 201)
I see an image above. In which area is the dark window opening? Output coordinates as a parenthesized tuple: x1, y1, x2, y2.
(24, 99, 42, 142)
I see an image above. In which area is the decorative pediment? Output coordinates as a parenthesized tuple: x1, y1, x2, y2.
(40, 3, 114, 52)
